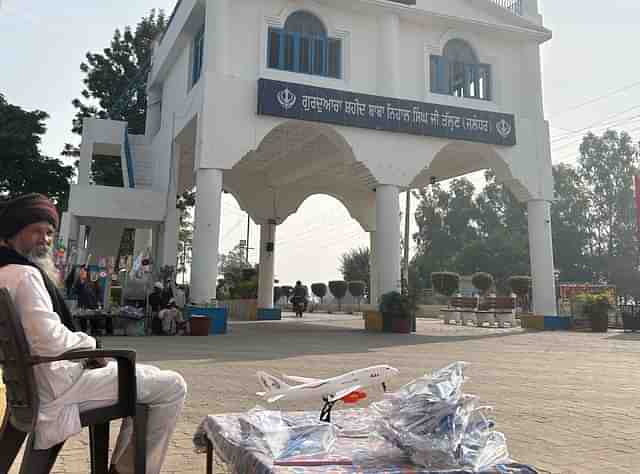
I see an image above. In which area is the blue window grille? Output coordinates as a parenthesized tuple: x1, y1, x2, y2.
(191, 25, 205, 86)
(430, 55, 491, 101)
(267, 26, 341, 79)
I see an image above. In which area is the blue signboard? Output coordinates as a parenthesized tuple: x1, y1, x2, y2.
(257, 78, 516, 146)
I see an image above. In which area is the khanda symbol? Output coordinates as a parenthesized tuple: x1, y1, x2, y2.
(277, 88, 297, 110)
(496, 119, 512, 139)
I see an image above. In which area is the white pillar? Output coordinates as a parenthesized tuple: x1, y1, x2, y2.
(376, 185, 401, 296)
(133, 228, 153, 257)
(205, 0, 229, 76)
(190, 168, 223, 304)
(161, 203, 179, 269)
(257, 222, 276, 309)
(527, 199, 557, 316)
(369, 231, 378, 304)
(76, 225, 88, 265)
(145, 87, 162, 138)
(377, 13, 399, 97)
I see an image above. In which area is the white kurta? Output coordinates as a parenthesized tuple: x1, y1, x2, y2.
(0, 264, 187, 474)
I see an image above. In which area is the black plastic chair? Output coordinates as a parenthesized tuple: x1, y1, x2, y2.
(0, 287, 149, 473)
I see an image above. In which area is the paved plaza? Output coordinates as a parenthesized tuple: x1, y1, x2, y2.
(5, 313, 640, 473)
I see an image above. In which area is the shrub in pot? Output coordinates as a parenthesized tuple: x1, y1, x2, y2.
(577, 293, 610, 332)
(348, 281, 366, 311)
(431, 272, 460, 297)
(311, 283, 327, 304)
(508, 276, 532, 313)
(329, 280, 348, 312)
(471, 272, 494, 296)
(379, 291, 414, 333)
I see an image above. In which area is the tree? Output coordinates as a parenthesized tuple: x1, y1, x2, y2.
(328, 280, 348, 312)
(219, 243, 249, 286)
(339, 247, 370, 292)
(176, 190, 195, 284)
(63, 10, 166, 178)
(551, 164, 592, 282)
(578, 130, 639, 276)
(0, 94, 74, 210)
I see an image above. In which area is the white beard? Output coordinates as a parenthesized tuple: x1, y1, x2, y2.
(28, 246, 60, 284)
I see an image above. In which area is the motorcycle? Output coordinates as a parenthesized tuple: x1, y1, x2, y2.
(291, 296, 306, 318)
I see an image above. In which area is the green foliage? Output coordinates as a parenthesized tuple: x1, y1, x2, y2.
(348, 281, 366, 298)
(311, 283, 327, 302)
(471, 272, 494, 295)
(329, 280, 348, 299)
(431, 272, 460, 297)
(411, 131, 640, 300)
(329, 280, 348, 310)
(219, 243, 249, 285)
(575, 292, 611, 332)
(63, 10, 167, 158)
(339, 247, 370, 291)
(234, 278, 258, 299)
(379, 291, 415, 320)
(508, 276, 531, 296)
(0, 94, 74, 210)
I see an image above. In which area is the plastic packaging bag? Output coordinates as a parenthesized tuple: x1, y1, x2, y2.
(366, 362, 511, 472)
(238, 407, 337, 461)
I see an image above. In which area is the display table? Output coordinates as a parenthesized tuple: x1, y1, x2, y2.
(193, 408, 538, 474)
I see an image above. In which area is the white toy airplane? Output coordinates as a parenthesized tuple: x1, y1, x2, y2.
(257, 365, 399, 422)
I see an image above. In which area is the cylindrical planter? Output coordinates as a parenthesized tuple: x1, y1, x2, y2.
(190, 316, 211, 336)
(391, 318, 412, 334)
(590, 313, 608, 333)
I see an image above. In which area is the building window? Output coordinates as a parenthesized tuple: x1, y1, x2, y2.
(191, 25, 205, 86)
(267, 11, 341, 79)
(430, 39, 491, 100)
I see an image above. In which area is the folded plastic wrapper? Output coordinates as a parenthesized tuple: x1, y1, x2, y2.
(358, 362, 511, 472)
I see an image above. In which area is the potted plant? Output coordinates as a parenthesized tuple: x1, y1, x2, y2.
(508, 276, 532, 314)
(471, 272, 494, 296)
(379, 291, 414, 333)
(311, 283, 327, 305)
(329, 280, 348, 312)
(579, 293, 610, 333)
(348, 281, 366, 312)
(431, 272, 460, 305)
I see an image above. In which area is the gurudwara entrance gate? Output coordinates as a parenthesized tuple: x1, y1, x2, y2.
(63, 0, 557, 316)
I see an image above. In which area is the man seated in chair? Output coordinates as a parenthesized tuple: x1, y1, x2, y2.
(0, 194, 187, 474)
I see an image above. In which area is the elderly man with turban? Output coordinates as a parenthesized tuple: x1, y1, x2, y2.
(0, 194, 187, 474)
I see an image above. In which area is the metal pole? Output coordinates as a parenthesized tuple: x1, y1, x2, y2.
(403, 190, 411, 295)
(246, 214, 250, 264)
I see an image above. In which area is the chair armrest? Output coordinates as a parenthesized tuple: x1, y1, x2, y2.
(31, 349, 137, 415)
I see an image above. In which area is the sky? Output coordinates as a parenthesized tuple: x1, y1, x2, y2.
(2, 1, 640, 286)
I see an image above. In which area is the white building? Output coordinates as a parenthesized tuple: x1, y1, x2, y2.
(63, 0, 557, 315)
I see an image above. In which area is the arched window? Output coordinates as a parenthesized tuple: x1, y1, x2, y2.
(268, 11, 342, 79)
(430, 39, 491, 100)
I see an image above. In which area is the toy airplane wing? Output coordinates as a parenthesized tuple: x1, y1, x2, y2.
(282, 374, 321, 384)
(328, 385, 362, 403)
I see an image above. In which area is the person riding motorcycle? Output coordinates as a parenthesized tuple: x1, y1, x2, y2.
(290, 280, 308, 317)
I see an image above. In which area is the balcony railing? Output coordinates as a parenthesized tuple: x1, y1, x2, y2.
(489, 0, 523, 16)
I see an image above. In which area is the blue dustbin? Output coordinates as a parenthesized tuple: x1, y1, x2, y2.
(185, 306, 228, 334)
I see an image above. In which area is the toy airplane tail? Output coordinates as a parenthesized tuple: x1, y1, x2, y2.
(256, 371, 290, 402)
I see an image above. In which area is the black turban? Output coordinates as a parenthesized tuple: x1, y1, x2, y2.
(0, 193, 59, 239)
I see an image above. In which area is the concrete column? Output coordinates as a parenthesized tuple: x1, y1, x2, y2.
(375, 185, 401, 296)
(76, 225, 88, 265)
(161, 202, 179, 269)
(377, 13, 399, 97)
(527, 199, 557, 316)
(257, 222, 277, 309)
(145, 87, 162, 137)
(369, 231, 378, 304)
(190, 168, 223, 303)
(206, 0, 230, 75)
(133, 228, 153, 257)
